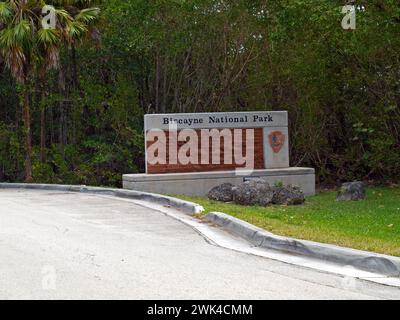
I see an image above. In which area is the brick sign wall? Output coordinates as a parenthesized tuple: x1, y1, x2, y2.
(146, 128, 265, 174)
(144, 112, 289, 174)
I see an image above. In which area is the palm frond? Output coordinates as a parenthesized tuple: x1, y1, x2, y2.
(66, 20, 87, 40)
(75, 7, 100, 24)
(55, 8, 73, 24)
(0, 27, 14, 48)
(0, 0, 101, 83)
(0, 1, 12, 23)
(0, 2, 12, 23)
(37, 28, 60, 47)
(13, 19, 32, 45)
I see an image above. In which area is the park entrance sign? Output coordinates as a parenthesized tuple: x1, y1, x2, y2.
(123, 111, 315, 196)
(144, 111, 289, 174)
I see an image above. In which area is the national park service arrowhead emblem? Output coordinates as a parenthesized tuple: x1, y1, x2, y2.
(269, 131, 285, 153)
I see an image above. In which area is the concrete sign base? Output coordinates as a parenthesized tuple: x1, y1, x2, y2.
(123, 167, 315, 197)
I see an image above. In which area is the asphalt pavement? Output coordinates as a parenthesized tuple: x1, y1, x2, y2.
(1, 189, 399, 299)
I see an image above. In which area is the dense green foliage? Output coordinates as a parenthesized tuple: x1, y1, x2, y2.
(0, 0, 399, 186)
(180, 186, 400, 256)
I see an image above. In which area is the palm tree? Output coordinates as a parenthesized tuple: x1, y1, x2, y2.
(0, 0, 99, 182)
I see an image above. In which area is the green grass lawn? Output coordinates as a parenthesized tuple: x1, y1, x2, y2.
(178, 186, 400, 257)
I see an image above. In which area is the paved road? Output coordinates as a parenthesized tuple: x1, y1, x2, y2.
(1, 189, 399, 300)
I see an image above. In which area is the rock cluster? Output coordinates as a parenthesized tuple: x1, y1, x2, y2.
(207, 179, 305, 206)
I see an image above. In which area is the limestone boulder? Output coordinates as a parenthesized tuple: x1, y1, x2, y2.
(207, 183, 234, 202)
(337, 182, 366, 201)
(232, 179, 274, 206)
(272, 185, 305, 205)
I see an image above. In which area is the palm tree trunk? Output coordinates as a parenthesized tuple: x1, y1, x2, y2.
(58, 67, 66, 156)
(40, 77, 48, 163)
(71, 44, 79, 89)
(40, 107, 45, 162)
(22, 88, 33, 182)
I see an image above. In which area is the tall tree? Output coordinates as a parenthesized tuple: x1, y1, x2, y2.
(0, 0, 99, 181)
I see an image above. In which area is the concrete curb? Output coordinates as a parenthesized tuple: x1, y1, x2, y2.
(204, 211, 400, 277)
(0, 183, 204, 215)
